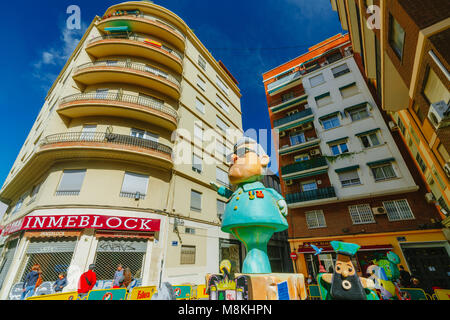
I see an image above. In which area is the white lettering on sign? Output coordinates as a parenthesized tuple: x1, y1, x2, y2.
(32, 217, 47, 229)
(140, 219, 151, 230)
(106, 217, 122, 229)
(65, 216, 77, 228)
(124, 218, 138, 229)
(79, 216, 90, 228)
(91, 216, 103, 228)
(48, 216, 65, 229)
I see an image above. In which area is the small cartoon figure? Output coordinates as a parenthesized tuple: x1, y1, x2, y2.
(211, 137, 288, 274)
(317, 241, 379, 300)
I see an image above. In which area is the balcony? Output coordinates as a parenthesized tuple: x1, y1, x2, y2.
(73, 60, 181, 100)
(270, 92, 308, 114)
(40, 132, 173, 168)
(86, 33, 183, 74)
(58, 92, 178, 131)
(279, 137, 321, 156)
(97, 11, 185, 51)
(285, 187, 337, 205)
(273, 108, 313, 129)
(267, 71, 302, 96)
(281, 157, 328, 177)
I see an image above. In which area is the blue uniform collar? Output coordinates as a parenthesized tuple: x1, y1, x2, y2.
(239, 181, 265, 192)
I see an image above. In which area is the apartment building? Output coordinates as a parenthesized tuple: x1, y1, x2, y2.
(0, 1, 243, 299)
(262, 33, 448, 292)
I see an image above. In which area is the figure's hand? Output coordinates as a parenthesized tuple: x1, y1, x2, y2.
(210, 181, 220, 191)
(277, 199, 288, 217)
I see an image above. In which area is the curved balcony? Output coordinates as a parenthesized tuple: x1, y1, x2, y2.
(39, 132, 173, 169)
(73, 60, 181, 100)
(97, 12, 185, 51)
(58, 92, 178, 131)
(86, 33, 183, 74)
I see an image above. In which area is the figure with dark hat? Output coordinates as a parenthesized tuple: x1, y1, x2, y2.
(317, 241, 379, 300)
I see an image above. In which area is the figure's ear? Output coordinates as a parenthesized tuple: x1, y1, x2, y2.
(260, 155, 270, 167)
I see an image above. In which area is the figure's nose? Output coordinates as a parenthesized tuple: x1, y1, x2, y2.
(231, 154, 238, 163)
(342, 270, 349, 278)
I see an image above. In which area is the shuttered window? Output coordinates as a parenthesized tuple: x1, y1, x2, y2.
(216, 96, 230, 113)
(196, 98, 205, 114)
(383, 199, 415, 221)
(216, 116, 229, 132)
(190, 190, 202, 212)
(192, 153, 202, 173)
(180, 245, 196, 265)
(305, 210, 326, 229)
(338, 170, 361, 187)
(120, 172, 149, 199)
(217, 200, 226, 220)
(423, 68, 450, 105)
(0, 239, 18, 288)
(309, 73, 325, 87)
(216, 167, 230, 186)
(349, 204, 375, 224)
(340, 83, 359, 98)
(56, 169, 86, 196)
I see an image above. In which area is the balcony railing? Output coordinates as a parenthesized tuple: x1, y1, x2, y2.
(281, 156, 328, 176)
(59, 92, 179, 120)
(87, 33, 184, 61)
(269, 91, 307, 109)
(273, 108, 313, 128)
(267, 70, 302, 92)
(285, 187, 336, 204)
(74, 60, 181, 88)
(40, 132, 173, 155)
(101, 10, 185, 39)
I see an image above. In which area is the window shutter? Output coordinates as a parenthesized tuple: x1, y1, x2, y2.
(309, 74, 324, 87)
(190, 190, 202, 211)
(57, 169, 86, 192)
(121, 172, 149, 195)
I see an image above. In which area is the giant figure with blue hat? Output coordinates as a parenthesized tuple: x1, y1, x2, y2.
(317, 241, 379, 300)
(211, 137, 288, 274)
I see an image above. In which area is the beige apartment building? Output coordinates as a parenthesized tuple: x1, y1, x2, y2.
(0, 1, 243, 299)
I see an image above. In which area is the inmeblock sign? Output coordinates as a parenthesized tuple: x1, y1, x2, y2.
(1, 215, 160, 236)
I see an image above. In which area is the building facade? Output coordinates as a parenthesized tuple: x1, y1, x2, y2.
(0, 1, 244, 299)
(330, 0, 450, 229)
(262, 33, 449, 293)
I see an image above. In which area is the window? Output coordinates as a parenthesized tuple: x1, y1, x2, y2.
(322, 116, 340, 130)
(216, 142, 230, 159)
(383, 199, 415, 221)
(190, 190, 202, 212)
(120, 172, 149, 199)
(194, 122, 203, 141)
(290, 132, 305, 145)
(389, 14, 405, 60)
(415, 153, 427, 173)
(216, 116, 229, 133)
(56, 169, 86, 196)
(349, 106, 370, 121)
(217, 200, 226, 220)
(309, 73, 325, 87)
(315, 93, 332, 107)
(349, 204, 375, 224)
(216, 76, 229, 96)
(12, 195, 25, 215)
(197, 75, 206, 91)
(330, 142, 349, 156)
(95, 89, 109, 99)
(340, 83, 359, 98)
(180, 245, 196, 264)
(216, 167, 230, 186)
(216, 95, 230, 113)
(28, 182, 42, 204)
(302, 181, 318, 192)
(80, 124, 97, 141)
(332, 63, 350, 78)
(438, 143, 450, 162)
(371, 164, 397, 181)
(185, 227, 196, 235)
(360, 132, 381, 148)
(198, 55, 207, 71)
(196, 98, 205, 114)
(305, 210, 326, 229)
(282, 92, 295, 102)
(423, 67, 450, 105)
(192, 153, 202, 173)
(294, 154, 309, 162)
(338, 170, 361, 187)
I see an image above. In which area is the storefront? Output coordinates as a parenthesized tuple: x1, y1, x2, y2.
(0, 213, 161, 299)
(219, 238, 242, 273)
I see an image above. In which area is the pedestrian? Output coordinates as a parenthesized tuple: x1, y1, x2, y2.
(120, 267, 133, 291)
(21, 264, 40, 300)
(112, 264, 124, 288)
(399, 265, 411, 288)
(77, 264, 97, 300)
(53, 272, 68, 293)
(307, 274, 316, 285)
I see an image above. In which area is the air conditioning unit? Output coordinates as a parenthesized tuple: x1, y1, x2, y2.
(285, 180, 293, 186)
(304, 104, 310, 109)
(444, 163, 450, 178)
(372, 207, 387, 215)
(389, 121, 399, 131)
(310, 149, 321, 156)
(302, 123, 313, 130)
(279, 131, 286, 137)
(425, 193, 436, 203)
(428, 100, 450, 129)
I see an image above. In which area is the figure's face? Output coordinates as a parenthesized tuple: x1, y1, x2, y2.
(330, 254, 366, 300)
(228, 143, 269, 185)
(335, 255, 356, 278)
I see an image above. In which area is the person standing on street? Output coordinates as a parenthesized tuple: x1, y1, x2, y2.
(77, 264, 97, 300)
(53, 272, 68, 293)
(21, 264, 40, 300)
(112, 264, 124, 288)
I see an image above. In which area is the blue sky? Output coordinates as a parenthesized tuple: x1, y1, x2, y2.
(0, 0, 343, 211)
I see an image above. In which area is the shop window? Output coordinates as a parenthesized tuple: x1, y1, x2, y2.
(94, 239, 147, 281)
(348, 204, 375, 224)
(383, 199, 415, 221)
(305, 210, 326, 229)
(388, 14, 405, 60)
(180, 245, 196, 265)
(120, 172, 149, 199)
(56, 169, 86, 196)
(219, 239, 241, 273)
